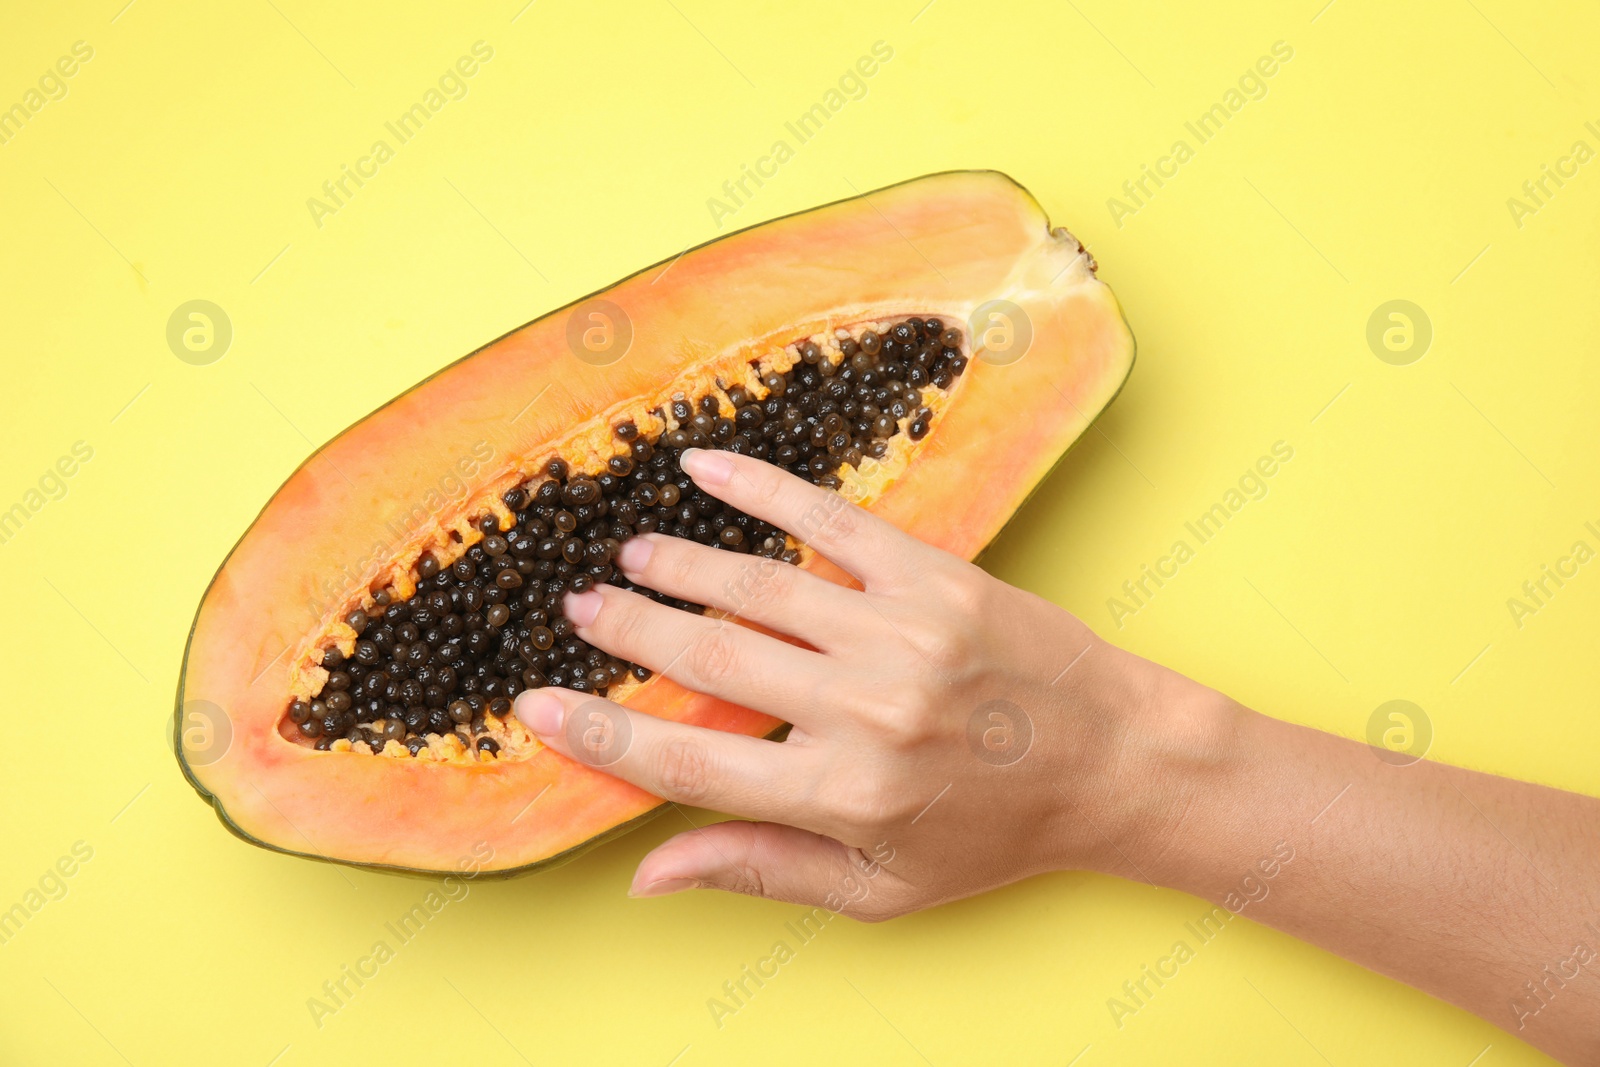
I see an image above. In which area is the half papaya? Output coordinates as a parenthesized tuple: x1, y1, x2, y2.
(176, 170, 1135, 876)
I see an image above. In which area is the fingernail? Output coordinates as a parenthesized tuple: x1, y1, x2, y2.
(628, 876, 698, 898)
(563, 589, 603, 627)
(615, 536, 654, 575)
(514, 690, 565, 736)
(680, 447, 733, 487)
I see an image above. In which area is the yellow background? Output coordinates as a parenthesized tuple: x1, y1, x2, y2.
(1, 0, 1595, 1063)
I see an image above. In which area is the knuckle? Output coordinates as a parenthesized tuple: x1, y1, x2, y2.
(899, 616, 970, 678)
(603, 593, 651, 652)
(843, 677, 941, 746)
(815, 774, 863, 827)
(663, 541, 700, 591)
(811, 498, 861, 546)
(728, 557, 793, 616)
(721, 862, 768, 899)
(933, 563, 991, 616)
(823, 771, 909, 830)
(683, 625, 742, 688)
(901, 617, 955, 659)
(890, 694, 941, 745)
(924, 638, 974, 682)
(788, 491, 850, 546)
(654, 736, 714, 804)
(746, 469, 783, 511)
(869, 696, 940, 748)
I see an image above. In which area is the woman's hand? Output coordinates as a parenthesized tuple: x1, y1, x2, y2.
(513, 447, 1224, 917)
(513, 447, 1600, 1062)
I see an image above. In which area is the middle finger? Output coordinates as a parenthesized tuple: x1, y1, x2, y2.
(563, 583, 843, 727)
(614, 533, 873, 654)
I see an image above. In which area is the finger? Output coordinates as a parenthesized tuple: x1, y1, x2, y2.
(679, 448, 934, 590)
(563, 583, 842, 727)
(613, 533, 875, 654)
(630, 820, 891, 917)
(515, 688, 816, 826)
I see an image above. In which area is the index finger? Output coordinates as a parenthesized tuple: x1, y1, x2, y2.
(515, 687, 821, 829)
(678, 448, 933, 590)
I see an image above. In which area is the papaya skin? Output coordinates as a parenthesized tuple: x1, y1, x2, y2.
(175, 170, 1135, 877)
(174, 699, 796, 881)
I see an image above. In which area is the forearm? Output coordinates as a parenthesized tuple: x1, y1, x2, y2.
(1130, 687, 1600, 1063)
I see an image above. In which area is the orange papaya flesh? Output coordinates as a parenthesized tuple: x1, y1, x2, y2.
(176, 170, 1135, 876)
(282, 316, 969, 770)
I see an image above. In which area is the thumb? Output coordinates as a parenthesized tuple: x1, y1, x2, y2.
(631, 820, 892, 915)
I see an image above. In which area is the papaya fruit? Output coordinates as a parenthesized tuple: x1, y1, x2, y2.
(175, 170, 1135, 876)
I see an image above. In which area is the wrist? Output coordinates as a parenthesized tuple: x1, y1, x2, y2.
(1076, 652, 1251, 888)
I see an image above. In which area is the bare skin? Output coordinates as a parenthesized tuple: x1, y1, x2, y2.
(513, 448, 1600, 1065)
